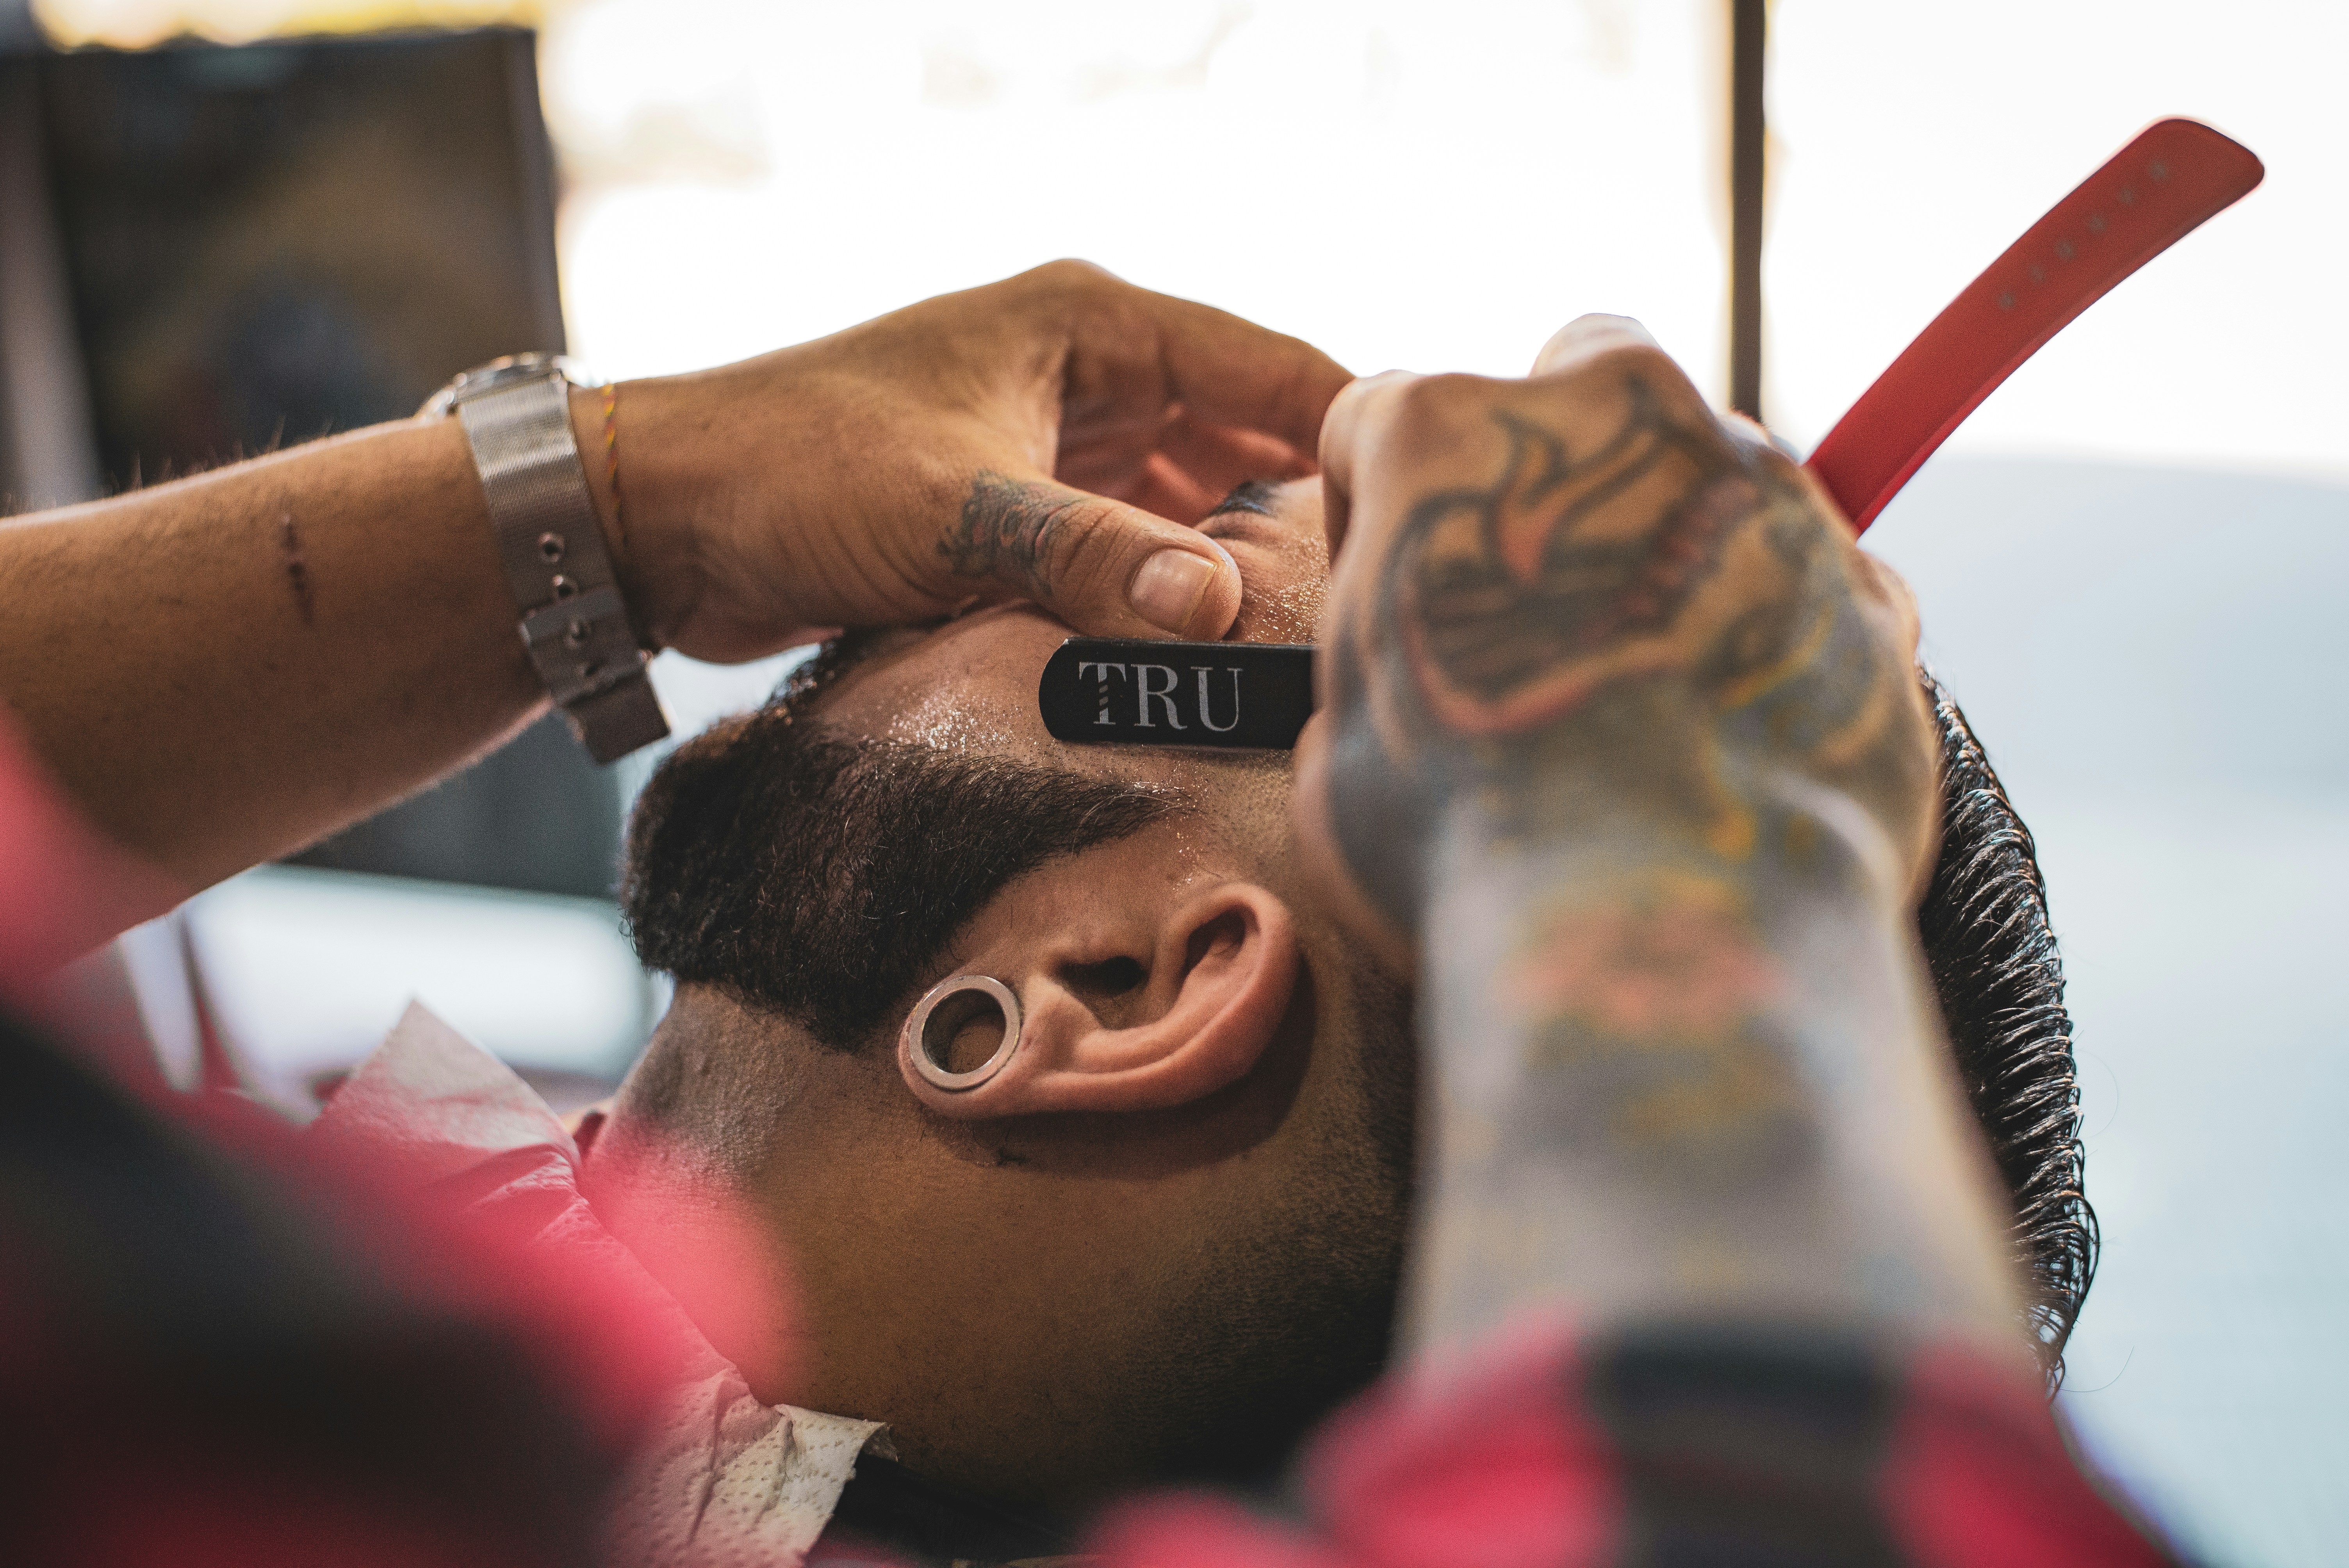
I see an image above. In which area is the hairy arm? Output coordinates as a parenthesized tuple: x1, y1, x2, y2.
(0, 415, 546, 889)
(0, 263, 1345, 891)
(1297, 320, 2025, 1360)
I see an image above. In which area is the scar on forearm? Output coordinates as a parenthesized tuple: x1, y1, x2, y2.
(279, 513, 315, 626)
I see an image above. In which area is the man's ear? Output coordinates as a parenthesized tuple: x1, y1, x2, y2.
(897, 880, 1298, 1120)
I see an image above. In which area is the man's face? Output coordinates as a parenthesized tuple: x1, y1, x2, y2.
(612, 476, 1415, 1508)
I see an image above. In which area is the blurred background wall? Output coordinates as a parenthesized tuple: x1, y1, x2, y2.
(4, 2, 2342, 1561)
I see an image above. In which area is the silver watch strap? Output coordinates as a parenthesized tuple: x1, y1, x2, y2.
(454, 371, 668, 764)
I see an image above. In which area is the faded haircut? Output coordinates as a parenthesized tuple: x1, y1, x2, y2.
(621, 638, 1187, 1052)
(1915, 670, 2096, 1386)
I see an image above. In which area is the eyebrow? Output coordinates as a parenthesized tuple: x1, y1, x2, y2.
(1208, 479, 1280, 518)
(770, 624, 917, 718)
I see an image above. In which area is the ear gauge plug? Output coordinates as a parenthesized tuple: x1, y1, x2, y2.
(901, 975, 1023, 1091)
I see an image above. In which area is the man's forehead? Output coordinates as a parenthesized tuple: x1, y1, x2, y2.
(793, 635, 1226, 799)
(802, 474, 1327, 756)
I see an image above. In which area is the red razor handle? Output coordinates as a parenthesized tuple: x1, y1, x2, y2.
(1806, 118, 2264, 534)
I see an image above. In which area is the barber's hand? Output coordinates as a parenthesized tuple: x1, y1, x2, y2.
(603, 261, 1351, 660)
(1291, 315, 1936, 968)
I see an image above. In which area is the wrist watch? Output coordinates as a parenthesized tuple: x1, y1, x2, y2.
(422, 353, 670, 764)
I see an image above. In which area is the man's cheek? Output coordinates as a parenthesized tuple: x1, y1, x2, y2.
(1224, 537, 1331, 646)
(1236, 574, 1328, 647)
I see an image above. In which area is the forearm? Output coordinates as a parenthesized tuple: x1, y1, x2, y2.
(1404, 782, 2026, 1360)
(1310, 328, 2036, 1367)
(0, 411, 551, 887)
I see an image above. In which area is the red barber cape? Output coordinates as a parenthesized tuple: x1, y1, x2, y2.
(1092, 1320, 2175, 1568)
(0, 701, 184, 1001)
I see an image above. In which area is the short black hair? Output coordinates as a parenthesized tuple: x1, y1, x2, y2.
(1914, 669, 2096, 1385)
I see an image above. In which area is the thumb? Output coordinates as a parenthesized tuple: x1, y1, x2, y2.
(948, 471, 1242, 639)
(1529, 312, 1659, 377)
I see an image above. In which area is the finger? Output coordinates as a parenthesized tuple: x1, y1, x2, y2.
(1059, 419, 1312, 525)
(1530, 312, 1661, 377)
(1150, 418, 1318, 500)
(950, 470, 1243, 639)
(1793, 459, 1857, 535)
(1289, 711, 1417, 977)
(1316, 371, 1420, 561)
(1153, 300, 1354, 448)
(1059, 267, 1356, 454)
(1854, 549, 1924, 663)
(1106, 451, 1227, 524)
(1722, 408, 1807, 465)
(1165, 419, 1318, 480)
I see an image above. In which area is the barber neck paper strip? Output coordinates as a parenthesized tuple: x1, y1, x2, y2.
(1039, 639, 1314, 750)
(1807, 117, 2263, 534)
(310, 1003, 893, 1566)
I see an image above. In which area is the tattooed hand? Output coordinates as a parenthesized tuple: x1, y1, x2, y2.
(1294, 317, 2020, 1354)
(596, 261, 1349, 660)
(1294, 315, 1937, 965)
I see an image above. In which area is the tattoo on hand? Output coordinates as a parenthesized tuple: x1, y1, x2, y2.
(1400, 384, 1748, 735)
(1329, 374, 1923, 932)
(942, 471, 1084, 594)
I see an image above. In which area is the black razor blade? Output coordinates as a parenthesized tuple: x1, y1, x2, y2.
(1039, 638, 1315, 750)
